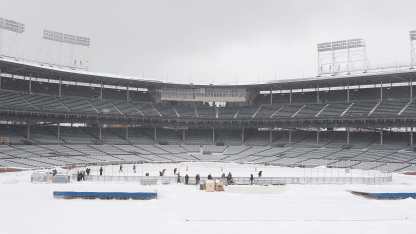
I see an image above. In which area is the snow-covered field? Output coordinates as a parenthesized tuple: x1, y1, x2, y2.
(0, 165, 415, 234)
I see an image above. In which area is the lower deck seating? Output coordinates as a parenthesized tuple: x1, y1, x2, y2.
(0, 143, 414, 172)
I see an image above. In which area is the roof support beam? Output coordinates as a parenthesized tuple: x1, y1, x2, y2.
(380, 81, 383, 101)
(29, 74, 32, 94)
(59, 78, 62, 97)
(316, 86, 319, 104)
(347, 84, 350, 103)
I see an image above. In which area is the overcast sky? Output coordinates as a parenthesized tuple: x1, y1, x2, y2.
(1, 0, 416, 84)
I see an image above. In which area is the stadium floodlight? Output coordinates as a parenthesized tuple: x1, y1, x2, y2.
(0, 17, 25, 33)
(38, 29, 90, 70)
(317, 38, 369, 76)
(410, 30, 416, 41)
(0, 17, 25, 58)
(317, 42, 332, 52)
(43, 30, 90, 46)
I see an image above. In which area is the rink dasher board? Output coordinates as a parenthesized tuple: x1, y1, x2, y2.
(53, 191, 157, 200)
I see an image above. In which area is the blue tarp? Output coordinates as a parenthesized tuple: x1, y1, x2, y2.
(53, 191, 157, 198)
(370, 193, 416, 198)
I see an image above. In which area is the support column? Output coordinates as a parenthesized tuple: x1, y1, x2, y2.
(27, 123, 30, 140)
(100, 83, 103, 100)
(411, 80, 413, 101)
(57, 123, 60, 139)
(411, 127, 413, 146)
(316, 86, 319, 104)
(126, 125, 129, 141)
(99, 125, 102, 141)
(317, 128, 320, 144)
(270, 89, 273, 105)
(127, 85, 130, 102)
(347, 127, 350, 144)
(380, 128, 383, 145)
(290, 88, 292, 104)
(242, 127, 244, 143)
(347, 84, 350, 103)
(29, 74, 32, 94)
(380, 81, 383, 101)
(213, 129, 215, 143)
(154, 127, 157, 142)
(289, 129, 292, 143)
(59, 78, 62, 97)
(183, 129, 185, 142)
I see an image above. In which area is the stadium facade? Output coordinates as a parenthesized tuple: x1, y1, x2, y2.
(1, 57, 416, 172)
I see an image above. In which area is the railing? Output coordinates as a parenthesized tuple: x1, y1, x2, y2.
(85, 175, 392, 185)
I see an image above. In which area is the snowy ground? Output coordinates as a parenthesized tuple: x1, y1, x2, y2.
(0, 165, 415, 234)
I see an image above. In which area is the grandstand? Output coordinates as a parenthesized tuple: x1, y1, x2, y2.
(1, 58, 416, 173)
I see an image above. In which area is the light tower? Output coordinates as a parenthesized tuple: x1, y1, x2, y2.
(410, 30, 416, 68)
(0, 17, 25, 58)
(317, 38, 370, 76)
(37, 29, 90, 70)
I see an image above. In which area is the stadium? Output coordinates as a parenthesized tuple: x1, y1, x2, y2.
(2, 48, 416, 173)
(1, 4, 416, 234)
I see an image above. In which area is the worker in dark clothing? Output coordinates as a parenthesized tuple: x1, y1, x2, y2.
(133, 165, 136, 173)
(258, 171, 262, 177)
(208, 173, 212, 180)
(83, 171, 86, 181)
(227, 172, 233, 184)
(174, 168, 177, 175)
(52, 169, 57, 177)
(196, 174, 200, 185)
(250, 174, 254, 185)
(86, 168, 90, 176)
(99, 167, 103, 176)
(159, 171, 164, 176)
(221, 173, 225, 178)
(177, 172, 181, 183)
(77, 171, 80, 181)
(119, 165, 123, 172)
(185, 174, 189, 184)
(162, 169, 166, 176)
(145, 173, 149, 176)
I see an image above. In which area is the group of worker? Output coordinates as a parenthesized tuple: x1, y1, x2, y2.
(174, 171, 235, 185)
(92, 166, 263, 186)
(118, 165, 137, 173)
(76, 170, 86, 181)
(76, 168, 92, 181)
(250, 171, 262, 185)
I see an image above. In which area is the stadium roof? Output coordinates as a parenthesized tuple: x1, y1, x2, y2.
(1, 58, 416, 90)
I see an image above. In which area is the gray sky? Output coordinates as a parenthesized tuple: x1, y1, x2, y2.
(1, 0, 416, 84)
